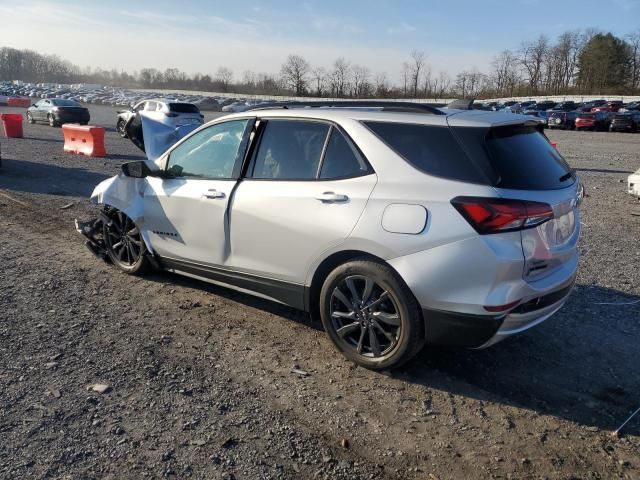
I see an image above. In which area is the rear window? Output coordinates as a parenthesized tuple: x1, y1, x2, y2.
(52, 99, 80, 106)
(364, 122, 489, 184)
(483, 126, 574, 190)
(169, 103, 200, 113)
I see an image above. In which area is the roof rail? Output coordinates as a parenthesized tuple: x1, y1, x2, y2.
(245, 100, 446, 115)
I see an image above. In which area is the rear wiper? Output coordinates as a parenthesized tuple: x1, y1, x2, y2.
(558, 171, 573, 182)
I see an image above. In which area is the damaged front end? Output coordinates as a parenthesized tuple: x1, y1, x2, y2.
(75, 212, 110, 261)
(75, 170, 151, 264)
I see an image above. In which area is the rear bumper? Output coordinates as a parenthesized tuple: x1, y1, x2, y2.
(423, 279, 575, 348)
(55, 112, 90, 123)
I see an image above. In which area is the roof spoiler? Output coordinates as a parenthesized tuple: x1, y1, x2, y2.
(446, 99, 476, 110)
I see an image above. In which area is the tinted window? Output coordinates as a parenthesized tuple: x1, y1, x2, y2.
(51, 99, 81, 106)
(169, 103, 200, 113)
(167, 120, 248, 179)
(364, 122, 488, 183)
(251, 120, 329, 180)
(320, 128, 371, 179)
(484, 126, 574, 190)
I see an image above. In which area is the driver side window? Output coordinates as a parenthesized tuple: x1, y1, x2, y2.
(166, 120, 249, 179)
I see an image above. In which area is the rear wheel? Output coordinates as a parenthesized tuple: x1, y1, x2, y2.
(48, 114, 58, 127)
(103, 208, 151, 275)
(320, 259, 425, 370)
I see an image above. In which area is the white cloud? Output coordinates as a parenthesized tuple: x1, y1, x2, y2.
(386, 22, 417, 35)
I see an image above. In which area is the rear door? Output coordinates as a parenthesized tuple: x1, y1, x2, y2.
(142, 118, 253, 265)
(228, 118, 377, 284)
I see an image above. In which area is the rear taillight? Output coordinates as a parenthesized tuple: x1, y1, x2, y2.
(165, 112, 179, 117)
(451, 196, 554, 234)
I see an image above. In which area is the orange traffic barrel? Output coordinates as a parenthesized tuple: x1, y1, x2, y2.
(0, 113, 24, 138)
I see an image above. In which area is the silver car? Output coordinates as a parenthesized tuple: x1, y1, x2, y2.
(116, 98, 204, 139)
(78, 102, 582, 369)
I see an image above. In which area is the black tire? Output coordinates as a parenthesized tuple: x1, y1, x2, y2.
(117, 119, 127, 138)
(319, 259, 425, 370)
(48, 114, 58, 127)
(102, 208, 151, 275)
(26, 112, 35, 124)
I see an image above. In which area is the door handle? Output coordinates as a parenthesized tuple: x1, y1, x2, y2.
(202, 189, 225, 199)
(315, 192, 348, 203)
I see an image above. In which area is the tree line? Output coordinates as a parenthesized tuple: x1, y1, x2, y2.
(1, 28, 639, 99)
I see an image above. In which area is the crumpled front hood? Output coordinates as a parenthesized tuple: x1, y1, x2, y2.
(138, 113, 201, 161)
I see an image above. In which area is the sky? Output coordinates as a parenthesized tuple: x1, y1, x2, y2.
(0, 0, 638, 83)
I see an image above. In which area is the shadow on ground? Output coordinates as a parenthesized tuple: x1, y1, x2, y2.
(138, 266, 640, 436)
(0, 158, 110, 197)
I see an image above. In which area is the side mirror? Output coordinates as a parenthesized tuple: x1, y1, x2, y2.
(32, 104, 37, 108)
(121, 160, 157, 178)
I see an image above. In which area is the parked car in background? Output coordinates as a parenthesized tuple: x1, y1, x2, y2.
(609, 112, 640, 132)
(592, 100, 624, 113)
(618, 101, 640, 113)
(555, 101, 577, 112)
(221, 101, 251, 113)
(583, 99, 606, 110)
(116, 99, 204, 137)
(522, 108, 549, 126)
(26, 98, 90, 127)
(535, 101, 558, 111)
(548, 110, 578, 129)
(575, 111, 611, 131)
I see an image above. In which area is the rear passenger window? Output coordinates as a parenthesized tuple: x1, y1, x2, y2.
(364, 122, 487, 183)
(320, 128, 371, 179)
(251, 120, 330, 180)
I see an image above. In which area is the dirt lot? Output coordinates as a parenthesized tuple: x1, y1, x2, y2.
(0, 103, 639, 480)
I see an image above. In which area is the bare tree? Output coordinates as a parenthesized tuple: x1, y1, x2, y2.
(329, 58, 351, 97)
(627, 30, 640, 92)
(520, 35, 548, 94)
(310, 66, 326, 97)
(429, 71, 451, 99)
(408, 50, 427, 97)
(352, 64, 371, 97)
(215, 67, 233, 91)
(280, 54, 311, 95)
(374, 72, 390, 97)
(491, 50, 520, 96)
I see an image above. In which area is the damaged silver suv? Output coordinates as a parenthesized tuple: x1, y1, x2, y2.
(78, 101, 582, 369)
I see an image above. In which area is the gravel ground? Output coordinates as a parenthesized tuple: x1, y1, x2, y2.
(0, 104, 639, 480)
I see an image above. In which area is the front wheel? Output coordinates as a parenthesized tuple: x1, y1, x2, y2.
(102, 208, 151, 275)
(48, 114, 58, 127)
(319, 259, 425, 370)
(26, 112, 35, 124)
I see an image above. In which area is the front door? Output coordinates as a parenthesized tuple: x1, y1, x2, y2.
(142, 118, 252, 266)
(229, 119, 377, 285)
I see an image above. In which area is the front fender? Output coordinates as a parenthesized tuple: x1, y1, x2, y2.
(89, 174, 154, 252)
